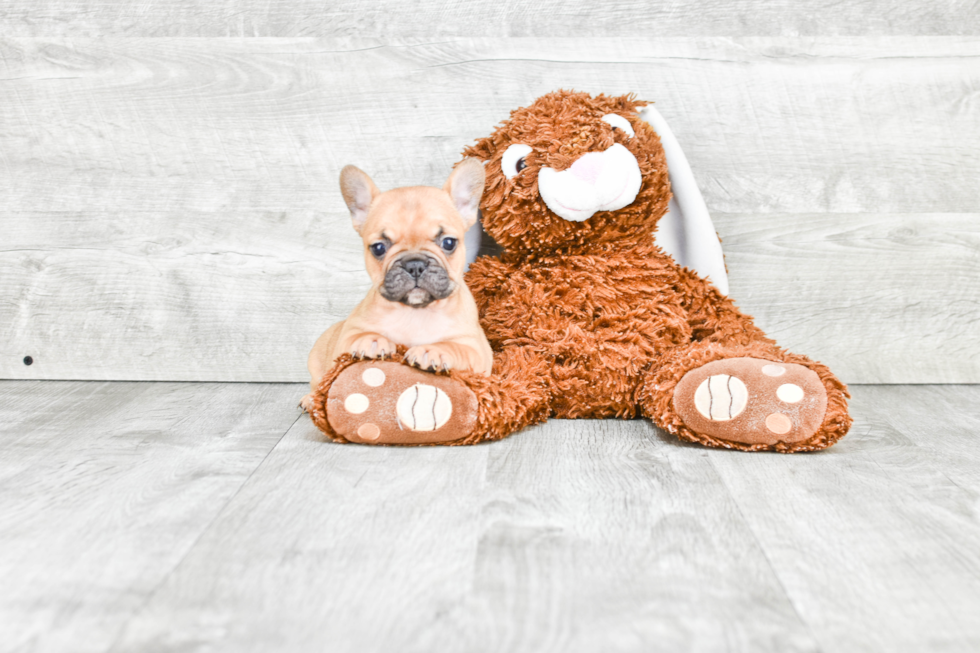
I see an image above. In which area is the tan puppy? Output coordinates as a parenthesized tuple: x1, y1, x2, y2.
(300, 159, 493, 411)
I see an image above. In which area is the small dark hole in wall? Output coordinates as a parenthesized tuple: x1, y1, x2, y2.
(23, 356, 33, 366)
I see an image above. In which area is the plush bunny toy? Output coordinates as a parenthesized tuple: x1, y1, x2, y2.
(309, 90, 851, 452)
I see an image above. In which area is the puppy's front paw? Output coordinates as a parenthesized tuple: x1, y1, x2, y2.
(348, 334, 396, 360)
(405, 344, 456, 372)
(299, 393, 316, 413)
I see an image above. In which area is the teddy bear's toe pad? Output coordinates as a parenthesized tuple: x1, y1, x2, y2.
(326, 361, 477, 445)
(673, 357, 827, 446)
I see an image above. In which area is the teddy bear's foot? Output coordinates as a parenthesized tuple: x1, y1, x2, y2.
(673, 357, 828, 447)
(325, 361, 478, 445)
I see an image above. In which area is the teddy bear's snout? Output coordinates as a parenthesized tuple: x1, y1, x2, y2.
(568, 152, 605, 185)
(537, 144, 642, 223)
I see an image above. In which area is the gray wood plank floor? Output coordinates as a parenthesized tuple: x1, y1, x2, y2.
(2, 381, 978, 652)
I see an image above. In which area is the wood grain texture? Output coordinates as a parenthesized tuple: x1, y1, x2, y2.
(706, 384, 980, 652)
(1, 0, 978, 37)
(0, 210, 366, 382)
(113, 407, 496, 652)
(0, 380, 300, 653)
(715, 212, 980, 384)
(4, 382, 980, 651)
(111, 416, 818, 653)
(2, 210, 977, 383)
(1, 37, 979, 383)
(1, 38, 979, 214)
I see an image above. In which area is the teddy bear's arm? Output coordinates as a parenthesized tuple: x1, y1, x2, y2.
(464, 255, 526, 339)
(675, 266, 774, 347)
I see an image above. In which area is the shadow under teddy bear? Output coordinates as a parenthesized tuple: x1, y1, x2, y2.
(309, 90, 851, 452)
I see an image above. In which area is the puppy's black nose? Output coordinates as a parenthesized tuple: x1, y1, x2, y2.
(402, 257, 429, 280)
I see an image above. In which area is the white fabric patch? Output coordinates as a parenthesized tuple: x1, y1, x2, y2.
(537, 144, 642, 222)
(601, 113, 635, 138)
(776, 384, 805, 403)
(396, 383, 453, 431)
(502, 143, 532, 179)
(694, 374, 748, 421)
(344, 393, 370, 414)
(762, 364, 787, 377)
(362, 367, 386, 387)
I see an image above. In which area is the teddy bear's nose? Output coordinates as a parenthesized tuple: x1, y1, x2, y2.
(568, 152, 605, 185)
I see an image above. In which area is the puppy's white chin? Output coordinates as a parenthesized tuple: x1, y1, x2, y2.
(406, 288, 430, 306)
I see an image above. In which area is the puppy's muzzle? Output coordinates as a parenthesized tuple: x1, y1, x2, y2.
(380, 253, 455, 307)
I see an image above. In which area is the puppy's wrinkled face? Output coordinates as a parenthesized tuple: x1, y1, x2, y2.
(339, 159, 484, 309)
(364, 188, 465, 308)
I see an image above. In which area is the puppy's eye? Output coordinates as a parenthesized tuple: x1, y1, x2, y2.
(440, 237, 458, 253)
(601, 114, 635, 139)
(501, 144, 533, 179)
(369, 242, 387, 258)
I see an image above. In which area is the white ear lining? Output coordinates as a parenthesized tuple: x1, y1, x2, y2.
(347, 200, 370, 230)
(463, 104, 730, 297)
(446, 159, 485, 229)
(451, 186, 481, 226)
(339, 165, 378, 233)
(640, 105, 730, 295)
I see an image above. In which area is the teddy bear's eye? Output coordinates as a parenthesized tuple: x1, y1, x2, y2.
(501, 144, 533, 179)
(601, 114, 635, 139)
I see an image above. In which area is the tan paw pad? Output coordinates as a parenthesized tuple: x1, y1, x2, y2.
(765, 413, 792, 434)
(326, 361, 478, 445)
(357, 423, 381, 441)
(674, 357, 828, 446)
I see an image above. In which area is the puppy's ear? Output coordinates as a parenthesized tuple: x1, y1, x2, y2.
(443, 158, 485, 229)
(340, 165, 380, 233)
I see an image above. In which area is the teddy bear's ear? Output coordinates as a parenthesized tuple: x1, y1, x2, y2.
(640, 105, 731, 296)
(461, 136, 494, 162)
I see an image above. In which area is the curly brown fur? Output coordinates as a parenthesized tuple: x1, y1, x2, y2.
(311, 89, 851, 451)
(309, 347, 552, 446)
(463, 91, 669, 253)
(639, 341, 852, 452)
(462, 89, 851, 451)
(308, 351, 361, 443)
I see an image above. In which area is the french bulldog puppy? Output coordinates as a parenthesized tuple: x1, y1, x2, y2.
(300, 159, 493, 411)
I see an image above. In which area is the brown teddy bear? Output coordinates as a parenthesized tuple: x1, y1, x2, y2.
(309, 90, 851, 452)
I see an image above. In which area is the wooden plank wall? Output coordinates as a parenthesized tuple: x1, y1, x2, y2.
(1, 31, 978, 382)
(2, 1, 978, 37)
